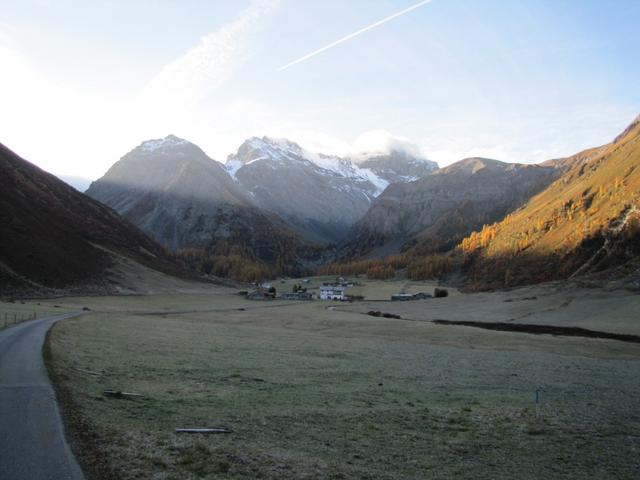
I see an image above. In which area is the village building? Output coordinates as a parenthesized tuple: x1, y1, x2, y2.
(320, 285, 346, 300)
(391, 292, 432, 301)
(247, 286, 277, 300)
(412, 292, 432, 300)
(280, 292, 314, 301)
(391, 293, 414, 301)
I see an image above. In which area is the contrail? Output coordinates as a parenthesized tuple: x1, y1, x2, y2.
(278, 0, 435, 71)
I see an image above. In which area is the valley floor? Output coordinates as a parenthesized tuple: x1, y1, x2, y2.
(17, 278, 640, 479)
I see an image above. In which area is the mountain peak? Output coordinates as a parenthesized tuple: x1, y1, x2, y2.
(139, 134, 190, 153)
(255, 136, 300, 149)
(228, 136, 311, 169)
(613, 113, 640, 145)
(249, 136, 306, 155)
(437, 157, 506, 175)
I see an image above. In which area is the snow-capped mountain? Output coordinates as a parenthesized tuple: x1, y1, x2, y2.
(86, 135, 314, 269)
(352, 150, 438, 185)
(226, 136, 438, 244)
(87, 134, 439, 253)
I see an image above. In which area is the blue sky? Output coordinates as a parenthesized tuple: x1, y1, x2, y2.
(0, 0, 638, 178)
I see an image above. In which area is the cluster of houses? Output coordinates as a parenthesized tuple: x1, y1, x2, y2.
(244, 278, 439, 302)
(244, 278, 353, 301)
(260, 285, 348, 301)
(390, 292, 432, 301)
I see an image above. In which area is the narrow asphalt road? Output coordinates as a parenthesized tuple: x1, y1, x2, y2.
(0, 312, 85, 480)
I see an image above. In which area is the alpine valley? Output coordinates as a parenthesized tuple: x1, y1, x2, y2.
(80, 115, 640, 289)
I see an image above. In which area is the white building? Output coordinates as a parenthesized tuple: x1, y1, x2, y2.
(320, 285, 346, 300)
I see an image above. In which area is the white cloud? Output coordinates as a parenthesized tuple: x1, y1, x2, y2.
(351, 130, 424, 158)
(0, 1, 282, 179)
(287, 131, 351, 158)
(141, 0, 278, 110)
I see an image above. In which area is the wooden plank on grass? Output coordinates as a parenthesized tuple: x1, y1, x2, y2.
(175, 428, 233, 434)
(103, 390, 144, 399)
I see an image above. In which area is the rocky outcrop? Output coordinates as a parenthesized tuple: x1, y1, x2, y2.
(226, 137, 437, 244)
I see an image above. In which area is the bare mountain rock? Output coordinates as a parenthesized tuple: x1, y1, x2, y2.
(351, 150, 438, 184)
(226, 137, 437, 244)
(345, 157, 561, 256)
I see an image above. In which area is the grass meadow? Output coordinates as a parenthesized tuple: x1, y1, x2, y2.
(43, 281, 640, 479)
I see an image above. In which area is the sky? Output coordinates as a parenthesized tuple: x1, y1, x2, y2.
(0, 0, 639, 179)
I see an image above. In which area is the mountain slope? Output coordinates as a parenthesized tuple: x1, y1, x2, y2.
(87, 136, 320, 274)
(87, 135, 252, 251)
(226, 137, 437, 244)
(346, 157, 561, 257)
(0, 142, 182, 294)
(459, 114, 640, 288)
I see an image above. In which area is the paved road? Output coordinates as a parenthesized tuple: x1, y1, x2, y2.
(0, 312, 85, 480)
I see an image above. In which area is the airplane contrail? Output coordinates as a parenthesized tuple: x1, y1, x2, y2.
(278, 0, 435, 71)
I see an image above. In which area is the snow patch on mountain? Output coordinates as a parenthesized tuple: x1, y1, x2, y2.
(225, 136, 397, 195)
(356, 167, 390, 195)
(225, 158, 243, 179)
(140, 134, 189, 153)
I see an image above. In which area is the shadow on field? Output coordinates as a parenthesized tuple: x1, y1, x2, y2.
(432, 319, 640, 343)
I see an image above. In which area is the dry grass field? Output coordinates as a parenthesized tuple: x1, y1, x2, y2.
(41, 279, 640, 479)
(0, 300, 75, 330)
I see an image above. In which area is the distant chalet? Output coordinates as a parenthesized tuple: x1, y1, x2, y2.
(320, 285, 347, 301)
(391, 292, 432, 301)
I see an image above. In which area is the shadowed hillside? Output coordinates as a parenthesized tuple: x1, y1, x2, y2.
(0, 142, 186, 294)
(86, 136, 326, 279)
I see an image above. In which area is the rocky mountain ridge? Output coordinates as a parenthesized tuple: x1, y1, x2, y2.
(225, 136, 438, 243)
(344, 157, 563, 257)
(88, 134, 439, 248)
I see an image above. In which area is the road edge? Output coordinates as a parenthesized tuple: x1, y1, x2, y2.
(43, 318, 114, 480)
